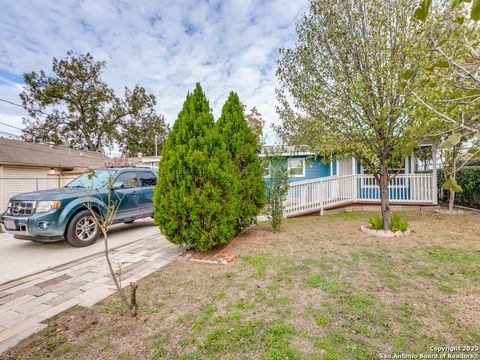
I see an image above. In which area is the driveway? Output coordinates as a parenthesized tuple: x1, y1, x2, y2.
(0, 218, 160, 284)
(0, 219, 183, 353)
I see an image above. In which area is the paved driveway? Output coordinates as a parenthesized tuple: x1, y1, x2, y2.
(0, 219, 183, 354)
(0, 218, 160, 284)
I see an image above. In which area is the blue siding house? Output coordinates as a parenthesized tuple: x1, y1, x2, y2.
(261, 145, 437, 217)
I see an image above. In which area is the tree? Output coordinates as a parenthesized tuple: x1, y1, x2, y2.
(82, 168, 138, 316)
(20, 51, 163, 153)
(276, 0, 435, 229)
(217, 92, 265, 232)
(243, 104, 266, 144)
(118, 86, 169, 157)
(413, 146, 432, 171)
(153, 83, 239, 252)
(264, 153, 289, 232)
(408, 1, 480, 211)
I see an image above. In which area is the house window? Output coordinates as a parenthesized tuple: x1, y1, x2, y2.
(287, 158, 305, 177)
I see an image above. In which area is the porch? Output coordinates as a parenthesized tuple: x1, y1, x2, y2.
(284, 173, 437, 218)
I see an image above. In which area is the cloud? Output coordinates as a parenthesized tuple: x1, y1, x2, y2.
(0, 0, 308, 145)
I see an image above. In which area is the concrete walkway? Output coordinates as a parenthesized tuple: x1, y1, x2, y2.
(0, 234, 182, 353)
(0, 218, 160, 284)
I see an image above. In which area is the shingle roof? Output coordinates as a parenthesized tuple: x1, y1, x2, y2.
(0, 137, 110, 169)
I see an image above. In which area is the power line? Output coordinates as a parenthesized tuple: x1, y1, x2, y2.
(0, 98, 24, 110)
(0, 98, 25, 132)
(0, 98, 24, 131)
(0, 97, 51, 117)
(0, 120, 22, 131)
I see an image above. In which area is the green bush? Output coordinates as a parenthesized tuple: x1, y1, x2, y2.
(368, 214, 383, 230)
(438, 166, 480, 209)
(153, 83, 240, 252)
(369, 213, 408, 231)
(390, 213, 408, 232)
(217, 92, 265, 232)
(265, 155, 289, 232)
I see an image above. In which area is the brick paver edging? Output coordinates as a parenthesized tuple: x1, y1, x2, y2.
(0, 234, 182, 354)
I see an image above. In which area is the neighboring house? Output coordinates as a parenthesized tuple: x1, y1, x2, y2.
(261, 145, 438, 217)
(0, 138, 109, 211)
(137, 156, 161, 170)
(123, 156, 161, 170)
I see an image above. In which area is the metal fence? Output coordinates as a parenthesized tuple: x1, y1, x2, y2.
(0, 177, 76, 212)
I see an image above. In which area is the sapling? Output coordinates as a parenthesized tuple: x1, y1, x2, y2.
(82, 168, 138, 316)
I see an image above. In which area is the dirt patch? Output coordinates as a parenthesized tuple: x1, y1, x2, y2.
(3, 211, 480, 359)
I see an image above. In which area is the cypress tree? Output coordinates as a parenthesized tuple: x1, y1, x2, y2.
(153, 83, 239, 251)
(217, 92, 265, 231)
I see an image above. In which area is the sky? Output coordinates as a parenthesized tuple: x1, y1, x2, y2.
(0, 0, 309, 148)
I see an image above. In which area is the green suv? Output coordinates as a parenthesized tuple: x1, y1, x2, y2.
(1, 168, 157, 247)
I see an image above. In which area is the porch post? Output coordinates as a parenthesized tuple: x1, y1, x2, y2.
(432, 143, 438, 205)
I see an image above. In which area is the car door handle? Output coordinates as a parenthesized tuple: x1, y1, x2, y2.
(131, 190, 137, 195)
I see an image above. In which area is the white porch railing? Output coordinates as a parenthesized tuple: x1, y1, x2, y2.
(284, 173, 434, 217)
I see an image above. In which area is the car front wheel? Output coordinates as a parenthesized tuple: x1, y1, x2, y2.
(65, 209, 100, 247)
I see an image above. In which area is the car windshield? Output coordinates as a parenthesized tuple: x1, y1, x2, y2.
(65, 169, 116, 189)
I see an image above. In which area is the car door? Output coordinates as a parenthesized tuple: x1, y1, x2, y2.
(112, 171, 141, 220)
(136, 170, 157, 215)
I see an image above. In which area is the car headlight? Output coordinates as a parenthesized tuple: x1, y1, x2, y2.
(36, 201, 61, 213)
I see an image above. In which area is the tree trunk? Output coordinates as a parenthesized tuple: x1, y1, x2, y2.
(448, 189, 455, 213)
(129, 282, 138, 317)
(448, 151, 457, 213)
(379, 161, 391, 230)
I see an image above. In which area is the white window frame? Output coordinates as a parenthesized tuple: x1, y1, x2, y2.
(287, 158, 306, 178)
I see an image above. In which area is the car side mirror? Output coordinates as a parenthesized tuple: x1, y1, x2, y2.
(111, 182, 124, 190)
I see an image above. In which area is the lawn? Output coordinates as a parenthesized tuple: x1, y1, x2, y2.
(4, 211, 480, 359)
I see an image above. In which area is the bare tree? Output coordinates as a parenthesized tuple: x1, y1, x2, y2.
(82, 168, 138, 316)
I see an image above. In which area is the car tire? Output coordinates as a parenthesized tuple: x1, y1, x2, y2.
(124, 220, 135, 224)
(65, 209, 100, 247)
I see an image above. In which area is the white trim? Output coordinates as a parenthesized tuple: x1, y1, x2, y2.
(329, 159, 333, 176)
(432, 143, 438, 205)
(410, 153, 415, 174)
(259, 152, 315, 157)
(287, 158, 306, 177)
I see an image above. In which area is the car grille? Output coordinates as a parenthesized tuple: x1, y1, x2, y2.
(7, 201, 36, 217)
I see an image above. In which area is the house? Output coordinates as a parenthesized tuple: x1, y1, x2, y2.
(0, 138, 110, 211)
(261, 145, 438, 217)
(122, 156, 161, 170)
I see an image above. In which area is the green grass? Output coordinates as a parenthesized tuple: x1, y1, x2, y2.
(10, 212, 480, 360)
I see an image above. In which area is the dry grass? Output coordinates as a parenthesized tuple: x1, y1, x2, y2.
(3, 211, 480, 360)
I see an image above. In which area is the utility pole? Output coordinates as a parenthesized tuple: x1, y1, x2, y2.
(155, 135, 158, 157)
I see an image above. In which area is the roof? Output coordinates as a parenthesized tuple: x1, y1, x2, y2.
(260, 145, 316, 157)
(0, 137, 110, 169)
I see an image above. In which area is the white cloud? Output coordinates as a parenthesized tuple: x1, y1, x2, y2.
(0, 0, 309, 143)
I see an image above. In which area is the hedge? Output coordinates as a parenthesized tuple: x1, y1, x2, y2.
(437, 166, 480, 210)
